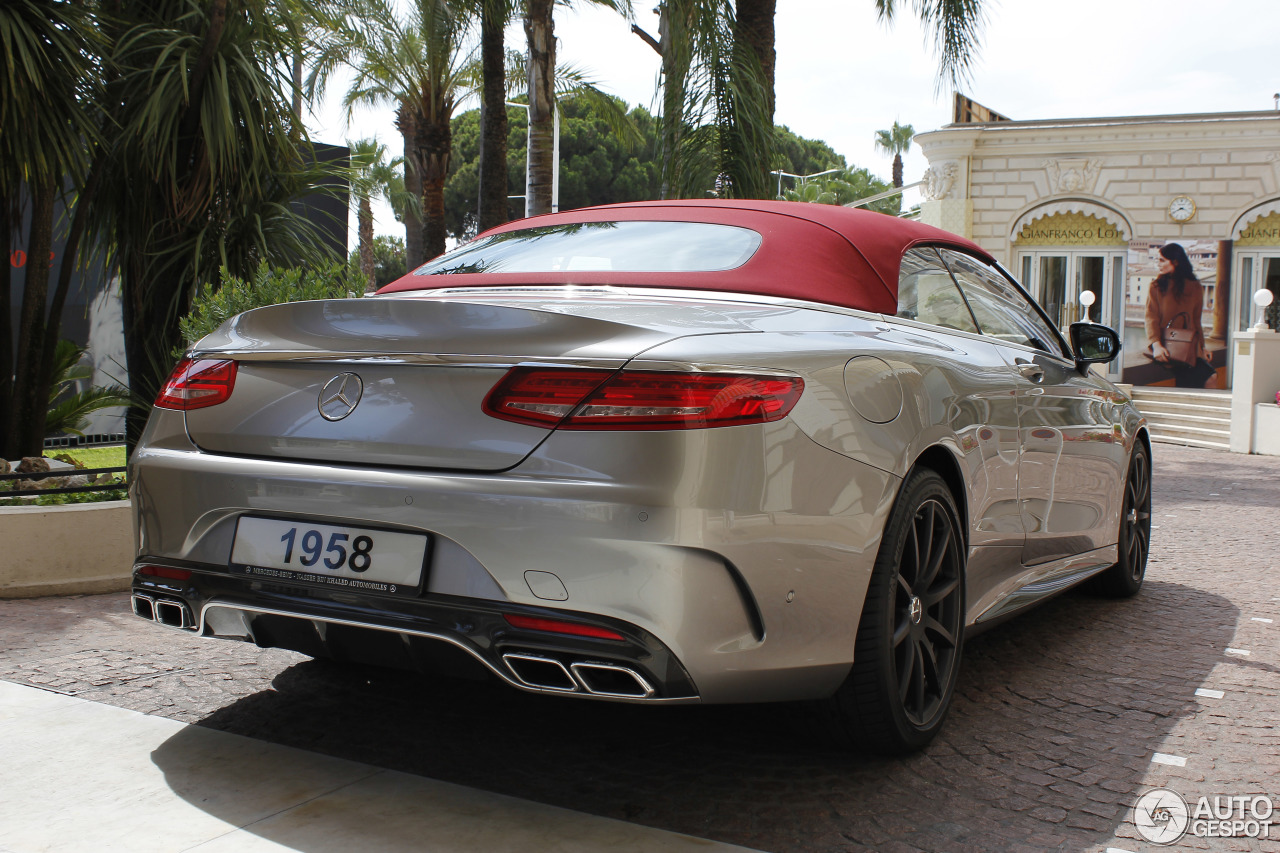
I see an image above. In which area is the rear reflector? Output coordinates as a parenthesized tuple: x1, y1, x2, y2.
(137, 565, 193, 581)
(155, 358, 238, 410)
(484, 367, 803, 430)
(503, 613, 626, 641)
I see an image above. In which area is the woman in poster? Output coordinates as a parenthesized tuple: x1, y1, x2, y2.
(1146, 243, 1216, 388)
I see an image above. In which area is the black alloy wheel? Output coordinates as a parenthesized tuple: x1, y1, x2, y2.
(828, 469, 966, 754)
(1091, 442, 1152, 597)
(892, 495, 964, 727)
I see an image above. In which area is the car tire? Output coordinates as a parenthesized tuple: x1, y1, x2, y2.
(1089, 442, 1152, 598)
(826, 468, 966, 755)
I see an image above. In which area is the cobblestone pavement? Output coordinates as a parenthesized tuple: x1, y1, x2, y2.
(2, 444, 1277, 853)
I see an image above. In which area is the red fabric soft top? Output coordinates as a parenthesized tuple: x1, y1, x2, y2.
(378, 199, 993, 315)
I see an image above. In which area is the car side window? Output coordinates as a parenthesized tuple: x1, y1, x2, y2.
(937, 249, 1067, 357)
(896, 248, 979, 334)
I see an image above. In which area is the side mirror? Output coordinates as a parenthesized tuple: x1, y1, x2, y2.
(1069, 322, 1121, 368)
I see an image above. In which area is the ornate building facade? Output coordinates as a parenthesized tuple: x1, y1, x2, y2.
(915, 108, 1280, 388)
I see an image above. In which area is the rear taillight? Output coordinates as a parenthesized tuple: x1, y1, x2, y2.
(154, 358, 238, 410)
(481, 367, 614, 427)
(483, 367, 803, 430)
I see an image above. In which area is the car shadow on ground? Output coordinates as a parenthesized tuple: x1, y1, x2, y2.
(151, 578, 1237, 852)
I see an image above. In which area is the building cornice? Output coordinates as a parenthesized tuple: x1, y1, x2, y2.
(941, 110, 1280, 130)
(916, 112, 1280, 158)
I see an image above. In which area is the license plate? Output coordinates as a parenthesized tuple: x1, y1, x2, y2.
(230, 517, 427, 596)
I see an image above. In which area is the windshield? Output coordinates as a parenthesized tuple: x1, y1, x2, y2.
(414, 221, 763, 276)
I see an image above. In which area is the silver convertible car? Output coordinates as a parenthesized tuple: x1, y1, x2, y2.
(130, 200, 1151, 753)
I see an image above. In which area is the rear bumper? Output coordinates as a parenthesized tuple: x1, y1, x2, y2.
(130, 570, 697, 702)
(131, 408, 898, 704)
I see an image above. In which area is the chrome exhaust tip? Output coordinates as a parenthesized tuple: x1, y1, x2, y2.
(153, 599, 194, 630)
(571, 662, 655, 698)
(501, 653, 579, 692)
(131, 594, 156, 621)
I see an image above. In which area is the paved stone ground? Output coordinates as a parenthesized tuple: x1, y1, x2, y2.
(2, 444, 1277, 852)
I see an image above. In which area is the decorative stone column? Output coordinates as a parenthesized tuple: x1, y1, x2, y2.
(918, 160, 973, 238)
(914, 131, 976, 239)
(1228, 328, 1280, 454)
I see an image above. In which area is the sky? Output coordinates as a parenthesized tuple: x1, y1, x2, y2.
(306, 0, 1280, 242)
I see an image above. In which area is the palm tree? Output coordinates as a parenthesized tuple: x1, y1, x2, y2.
(875, 121, 915, 188)
(338, 0, 475, 262)
(633, 0, 773, 200)
(0, 0, 100, 458)
(474, 0, 517, 231)
(739, 0, 986, 102)
(89, 0, 343, 446)
(348, 139, 407, 287)
(733, 0, 773, 123)
(690, 0, 986, 199)
(524, 0, 631, 215)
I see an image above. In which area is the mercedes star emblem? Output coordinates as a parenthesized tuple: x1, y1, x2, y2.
(318, 373, 363, 421)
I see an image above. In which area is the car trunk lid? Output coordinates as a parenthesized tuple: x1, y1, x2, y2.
(180, 295, 766, 471)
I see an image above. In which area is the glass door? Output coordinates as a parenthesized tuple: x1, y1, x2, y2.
(1037, 256, 1069, 328)
(1233, 252, 1280, 332)
(1017, 250, 1125, 375)
(1076, 256, 1105, 324)
(1018, 252, 1124, 327)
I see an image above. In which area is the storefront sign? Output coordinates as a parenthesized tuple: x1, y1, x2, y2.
(1235, 212, 1280, 246)
(1015, 212, 1127, 247)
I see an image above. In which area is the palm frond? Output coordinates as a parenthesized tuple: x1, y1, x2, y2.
(0, 0, 101, 193)
(878, 0, 986, 93)
(662, 0, 773, 199)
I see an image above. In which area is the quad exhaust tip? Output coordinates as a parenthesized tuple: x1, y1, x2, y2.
(502, 652, 655, 698)
(132, 594, 194, 630)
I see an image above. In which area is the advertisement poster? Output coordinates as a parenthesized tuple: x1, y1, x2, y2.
(1120, 239, 1229, 388)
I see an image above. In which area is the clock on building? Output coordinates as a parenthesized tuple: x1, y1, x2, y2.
(1168, 195, 1197, 222)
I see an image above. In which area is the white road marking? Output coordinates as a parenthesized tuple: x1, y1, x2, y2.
(1225, 648, 1251, 656)
(1194, 688, 1225, 699)
(1251, 617, 1273, 624)
(1151, 753, 1187, 767)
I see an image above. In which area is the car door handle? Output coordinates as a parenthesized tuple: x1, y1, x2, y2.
(1015, 361, 1045, 383)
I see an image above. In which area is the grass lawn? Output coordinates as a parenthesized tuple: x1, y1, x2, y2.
(0, 444, 128, 506)
(52, 445, 127, 470)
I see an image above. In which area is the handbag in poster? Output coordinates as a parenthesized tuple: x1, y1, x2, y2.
(1161, 312, 1197, 366)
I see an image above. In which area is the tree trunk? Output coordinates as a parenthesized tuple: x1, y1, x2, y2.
(292, 50, 304, 118)
(0, 202, 12, 449)
(524, 0, 556, 216)
(892, 154, 903, 188)
(40, 158, 103, 421)
(121, 256, 185, 454)
(418, 109, 452, 260)
(399, 107, 424, 268)
(6, 180, 57, 458)
(359, 198, 375, 285)
(478, 0, 510, 231)
(657, 2, 685, 200)
(734, 0, 775, 124)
